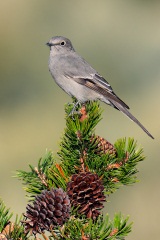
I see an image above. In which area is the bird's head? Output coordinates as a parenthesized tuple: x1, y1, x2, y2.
(46, 36, 74, 53)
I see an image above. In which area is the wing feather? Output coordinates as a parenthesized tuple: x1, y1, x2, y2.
(65, 73, 129, 109)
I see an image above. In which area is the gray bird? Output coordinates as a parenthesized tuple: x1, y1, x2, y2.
(46, 36, 154, 139)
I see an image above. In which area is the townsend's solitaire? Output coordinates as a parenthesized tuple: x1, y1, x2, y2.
(46, 36, 154, 139)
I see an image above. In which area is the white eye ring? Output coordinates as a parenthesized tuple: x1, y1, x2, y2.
(60, 41, 66, 46)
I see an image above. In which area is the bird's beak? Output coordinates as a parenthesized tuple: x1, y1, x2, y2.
(46, 42, 51, 47)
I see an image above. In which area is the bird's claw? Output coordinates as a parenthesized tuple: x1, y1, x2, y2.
(68, 101, 81, 118)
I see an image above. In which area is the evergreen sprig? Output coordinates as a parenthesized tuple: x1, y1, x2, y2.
(16, 151, 54, 199)
(0, 199, 28, 239)
(47, 163, 69, 190)
(3, 215, 28, 240)
(60, 213, 132, 240)
(59, 101, 102, 174)
(97, 137, 145, 193)
(0, 199, 13, 232)
(58, 101, 145, 194)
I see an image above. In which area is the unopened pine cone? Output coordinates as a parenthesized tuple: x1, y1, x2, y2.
(91, 135, 116, 156)
(67, 172, 106, 219)
(23, 188, 70, 235)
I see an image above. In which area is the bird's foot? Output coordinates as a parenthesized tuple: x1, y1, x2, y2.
(68, 101, 81, 118)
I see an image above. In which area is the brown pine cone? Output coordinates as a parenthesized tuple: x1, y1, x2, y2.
(91, 135, 116, 156)
(67, 172, 106, 219)
(23, 188, 70, 235)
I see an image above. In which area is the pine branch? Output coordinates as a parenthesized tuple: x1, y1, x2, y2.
(59, 213, 132, 239)
(59, 101, 102, 174)
(47, 163, 69, 190)
(58, 101, 145, 194)
(16, 151, 54, 199)
(0, 199, 28, 239)
(101, 137, 145, 193)
(0, 199, 13, 232)
(7, 99, 146, 239)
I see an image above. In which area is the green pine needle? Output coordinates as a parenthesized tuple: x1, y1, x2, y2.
(0, 199, 13, 232)
(16, 151, 55, 199)
(59, 101, 102, 174)
(0, 200, 28, 239)
(59, 213, 132, 239)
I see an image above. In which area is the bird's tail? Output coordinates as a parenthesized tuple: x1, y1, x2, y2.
(111, 100, 154, 139)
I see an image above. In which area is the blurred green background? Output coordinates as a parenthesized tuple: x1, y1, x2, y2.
(0, 0, 159, 239)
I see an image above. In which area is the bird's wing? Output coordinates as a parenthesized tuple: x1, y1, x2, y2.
(65, 72, 154, 139)
(65, 72, 130, 109)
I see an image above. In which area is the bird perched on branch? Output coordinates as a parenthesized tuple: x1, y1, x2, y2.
(46, 36, 154, 139)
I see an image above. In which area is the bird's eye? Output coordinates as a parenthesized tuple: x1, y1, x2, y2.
(60, 41, 66, 46)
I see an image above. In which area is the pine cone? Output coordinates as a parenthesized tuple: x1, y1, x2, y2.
(23, 188, 70, 235)
(67, 172, 106, 219)
(91, 135, 116, 156)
